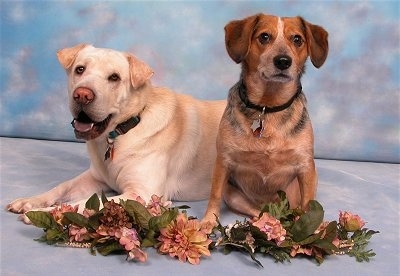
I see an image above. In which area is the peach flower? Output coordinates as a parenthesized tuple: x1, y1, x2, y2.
(158, 213, 211, 265)
(49, 204, 79, 225)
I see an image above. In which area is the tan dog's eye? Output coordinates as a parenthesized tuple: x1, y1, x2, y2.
(258, 33, 271, 45)
(75, 66, 85, 75)
(292, 35, 303, 47)
(108, 73, 120, 82)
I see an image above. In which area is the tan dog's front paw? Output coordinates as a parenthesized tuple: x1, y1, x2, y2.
(7, 197, 49, 214)
(17, 213, 33, 224)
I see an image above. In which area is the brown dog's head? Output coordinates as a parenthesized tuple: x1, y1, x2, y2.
(57, 44, 154, 140)
(225, 13, 328, 84)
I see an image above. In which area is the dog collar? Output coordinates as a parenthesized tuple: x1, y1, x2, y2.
(104, 115, 141, 161)
(238, 80, 302, 113)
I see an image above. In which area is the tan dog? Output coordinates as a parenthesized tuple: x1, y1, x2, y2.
(8, 44, 225, 221)
(203, 14, 328, 223)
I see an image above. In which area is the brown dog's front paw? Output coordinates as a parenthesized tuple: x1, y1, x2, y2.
(201, 213, 219, 229)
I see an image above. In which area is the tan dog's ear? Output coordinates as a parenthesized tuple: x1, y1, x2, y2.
(225, 14, 261, 64)
(126, 54, 154, 89)
(57, 44, 88, 69)
(301, 18, 329, 68)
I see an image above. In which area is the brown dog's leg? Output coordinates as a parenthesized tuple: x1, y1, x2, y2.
(224, 184, 260, 218)
(202, 155, 228, 225)
(298, 163, 318, 210)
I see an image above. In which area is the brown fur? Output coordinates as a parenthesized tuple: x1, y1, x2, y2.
(203, 14, 328, 223)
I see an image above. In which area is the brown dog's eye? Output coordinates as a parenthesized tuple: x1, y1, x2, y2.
(108, 73, 120, 82)
(258, 33, 271, 45)
(75, 66, 85, 75)
(292, 35, 303, 47)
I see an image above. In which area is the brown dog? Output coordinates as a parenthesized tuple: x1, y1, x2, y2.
(203, 13, 328, 223)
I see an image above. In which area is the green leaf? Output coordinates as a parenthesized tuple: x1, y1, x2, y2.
(121, 199, 153, 229)
(348, 248, 376, 262)
(323, 221, 338, 243)
(88, 212, 102, 229)
(63, 212, 89, 228)
(45, 228, 67, 243)
(260, 192, 292, 220)
(296, 231, 324, 245)
(101, 191, 108, 205)
(290, 200, 324, 242)
(346, 228, 379, 262)
(96, 242, 123, 256)
(311, 239, 338, 254)
(219, 242, 263, 267)
(150, 208, 179, 230)
(25, 211, 59, 229)
(142, 229, 158, 247)
(85, 193, 100, 212)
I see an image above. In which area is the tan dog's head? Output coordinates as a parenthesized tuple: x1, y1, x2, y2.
(225, 13, 328, 84)
(57, 44, 153, 140)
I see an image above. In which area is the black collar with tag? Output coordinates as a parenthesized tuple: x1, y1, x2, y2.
(238, 80, 302, 113)
(104, 115, 141, 161)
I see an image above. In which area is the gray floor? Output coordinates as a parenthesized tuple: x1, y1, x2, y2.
(1, 137, 398, 275)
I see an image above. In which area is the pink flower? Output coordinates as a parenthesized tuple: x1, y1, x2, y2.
(96, 225, 117, 237)
(146, 195, 172, 216)
(158, 213, 211, 265)
(82, 208, 96, 218)
(252, 213, 286, 244)
(339, 211, 365, 232)
(290, 245, 313, 257)
(49, 204, 79, 225)
(133, 195, 147, 207)
(127, 248, 147, 263)
(69, 225, 90, 242)
(115, 227, 147, 262)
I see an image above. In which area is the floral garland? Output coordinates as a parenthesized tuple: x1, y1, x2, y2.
(25, 192, 378, 266)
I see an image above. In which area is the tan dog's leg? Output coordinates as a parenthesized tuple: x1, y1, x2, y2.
(7, 170, 109, 215)
(202, 155, 228, 225)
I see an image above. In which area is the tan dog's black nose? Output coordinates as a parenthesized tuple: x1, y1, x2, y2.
(274, 55, 292, 70)
(73, 87, 94, 105)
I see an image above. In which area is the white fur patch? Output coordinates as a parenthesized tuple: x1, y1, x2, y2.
(276, 17, 284, 42)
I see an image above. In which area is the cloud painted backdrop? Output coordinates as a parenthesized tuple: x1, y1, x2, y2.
(1, 0, 399, 163)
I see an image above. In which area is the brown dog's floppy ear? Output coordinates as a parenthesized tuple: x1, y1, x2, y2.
(302, 18, 329, 68)
(225, 14, 261, 64)
(126, 54, 154, 89)
(57, 44, 88, 69)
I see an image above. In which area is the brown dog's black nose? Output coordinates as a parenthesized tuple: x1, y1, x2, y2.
(274, 55, 292, 70)
(73, 87, 95, 105)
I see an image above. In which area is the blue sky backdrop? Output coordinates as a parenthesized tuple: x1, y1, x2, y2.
(1, 0, 399, 163)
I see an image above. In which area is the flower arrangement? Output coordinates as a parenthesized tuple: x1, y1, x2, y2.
(25, 192, 378, 266)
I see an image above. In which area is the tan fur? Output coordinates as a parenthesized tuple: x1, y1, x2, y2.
(8, 44, 226, 222)
(203, 14, 328, 223)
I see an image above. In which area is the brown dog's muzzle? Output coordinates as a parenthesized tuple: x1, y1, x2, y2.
(274, 55, 292, 70)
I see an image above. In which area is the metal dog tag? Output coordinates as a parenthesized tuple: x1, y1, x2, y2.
(251, 107, 266, 138)
(251, 119, 263, 138)
(251, 119, 262, 132)
(104, 144, 114, 161)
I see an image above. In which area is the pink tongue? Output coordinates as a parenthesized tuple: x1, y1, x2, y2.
(73, 120, 94, 132)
